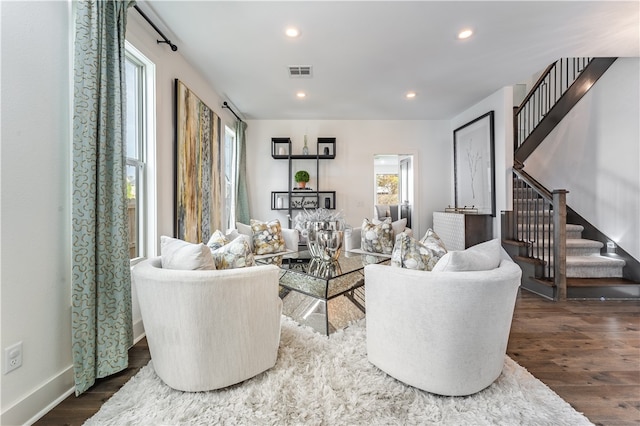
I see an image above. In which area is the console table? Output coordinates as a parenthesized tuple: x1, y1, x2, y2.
(433, 211, 493, 251)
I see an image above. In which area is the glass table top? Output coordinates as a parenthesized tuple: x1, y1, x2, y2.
(260, 250, 389, 300)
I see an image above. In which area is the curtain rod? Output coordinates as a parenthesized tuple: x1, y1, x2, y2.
(222, 102, 244, 123)
(134, 5, 178, 52)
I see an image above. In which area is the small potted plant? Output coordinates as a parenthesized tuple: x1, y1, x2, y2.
(294, 170, 310, 189)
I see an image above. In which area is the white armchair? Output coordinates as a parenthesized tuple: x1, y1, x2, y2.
(132, 257, 282, 391)
(364, 249, 521, 396)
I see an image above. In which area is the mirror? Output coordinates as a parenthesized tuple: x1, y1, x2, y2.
(373, 154, 414, 229)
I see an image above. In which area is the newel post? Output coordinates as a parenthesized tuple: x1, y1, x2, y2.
(552, 190, 568, 301)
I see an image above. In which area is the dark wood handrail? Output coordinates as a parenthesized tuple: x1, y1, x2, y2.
(514, 58, 616, 164)
(514, 62, 555, 116)
(513, 167, 553, 202)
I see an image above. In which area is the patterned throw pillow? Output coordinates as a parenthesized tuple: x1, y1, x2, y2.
(250, 219, 286, 255)
(372, 217, 407, 238)
(420, 228, 448, 259)
(211, 237, 255, 269)
(391, 230, 447, 271)
(206, 229, 229, 251)
(211, 235, 255, 269)
(361, 217, 394, 254)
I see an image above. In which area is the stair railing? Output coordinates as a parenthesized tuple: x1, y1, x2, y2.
(513, 166, 567, 300)
(514, 58, 592, 151)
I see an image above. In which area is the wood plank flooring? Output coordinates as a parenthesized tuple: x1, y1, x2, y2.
(507, 291, 640, 426)
(35, 290, 639, 426)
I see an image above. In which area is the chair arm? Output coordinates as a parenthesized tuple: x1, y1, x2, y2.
(345, 227, 362, 251)
(281, 227, 300, 252)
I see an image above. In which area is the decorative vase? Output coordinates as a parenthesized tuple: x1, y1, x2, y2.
(315, 229, 344, 261)
(325, 197, 331, 209)
(302, 135, 309, 155)
(277, 196, 283, 209)
(306, 220, 343, 259)
(278, 146, 286, 156)
(323, 146, 329, 156)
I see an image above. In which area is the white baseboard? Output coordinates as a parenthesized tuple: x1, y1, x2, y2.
(2, 318, 146, 426)
(1, 366, 74, 426)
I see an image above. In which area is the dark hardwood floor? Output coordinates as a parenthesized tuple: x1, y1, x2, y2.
(35, 291, 639, 426)
(508, 291, 640, 426)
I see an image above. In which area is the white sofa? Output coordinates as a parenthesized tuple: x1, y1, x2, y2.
(344, 225, 412, 255)
(364, 248, 522, 396)
(132, 257, 283, 391)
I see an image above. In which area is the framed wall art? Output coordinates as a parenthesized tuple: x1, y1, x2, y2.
(453, 111, 496, 216)
(174, 79, 222, 242)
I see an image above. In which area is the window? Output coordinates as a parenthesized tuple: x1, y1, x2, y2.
(376, 174, 399, 205)
(125, 42, 156, 261)
(224, 125, 237, 230)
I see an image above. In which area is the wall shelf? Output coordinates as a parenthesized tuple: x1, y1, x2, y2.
(270, 137, 337, 226)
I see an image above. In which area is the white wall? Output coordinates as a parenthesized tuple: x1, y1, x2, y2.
(0, 4, 234, 424)
(125, 9, 239, 247)
(450, 87, 515, 240)
(1, 2, 73, 424)
(526, 58, 640, 260)
(244, 120, 451, 239)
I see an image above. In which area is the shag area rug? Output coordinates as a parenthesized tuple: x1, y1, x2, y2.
(85, 317, 592, 425)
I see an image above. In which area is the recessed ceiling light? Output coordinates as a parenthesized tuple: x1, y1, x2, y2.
(458, 29, 473, 40)
(285, 27, 300, 38)
(296, 91, 306, 98)
(406, 92, 416, 99)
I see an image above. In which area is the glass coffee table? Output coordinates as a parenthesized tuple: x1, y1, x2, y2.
(260, 250, 390, 335)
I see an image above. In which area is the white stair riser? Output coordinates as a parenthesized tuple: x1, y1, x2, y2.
(567, 265, 624, 278)
(516, 230, 583, 240)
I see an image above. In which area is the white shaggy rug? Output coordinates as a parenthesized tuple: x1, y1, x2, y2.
(85, 317, 592, 426)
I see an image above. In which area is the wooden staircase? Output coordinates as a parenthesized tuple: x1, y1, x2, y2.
(504, 57, 640, 300)
(504, 221, 638, 300)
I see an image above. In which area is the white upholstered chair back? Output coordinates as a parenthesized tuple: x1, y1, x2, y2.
(364, 250, 521, 396)
(132, 258, 282, 391)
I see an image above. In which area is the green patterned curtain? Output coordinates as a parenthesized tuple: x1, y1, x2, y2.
(72, 0, 134, 396)
(235, 120, 250, 224)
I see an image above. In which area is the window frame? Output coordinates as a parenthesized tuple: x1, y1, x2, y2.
(224, 125, 237, 230)
(125, 41, 156, 265)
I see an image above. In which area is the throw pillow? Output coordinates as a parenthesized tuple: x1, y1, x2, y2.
(419, 228, 448, 259)
(235, 222, 254, 251)
(206, 229, 229, 251)
(361, 217, 394, 254)
(211, 235, 255, 269)
(391, 232, 446, 271)
(160, 235, 215, 270)
(373, 217, 407, 238)
(432, 238, 502, 272)
(250, 219, 286, 255)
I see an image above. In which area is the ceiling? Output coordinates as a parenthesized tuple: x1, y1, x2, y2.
(140, 1, 639, 120)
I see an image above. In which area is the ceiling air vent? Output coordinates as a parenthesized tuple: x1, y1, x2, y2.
(288, 65, 312, 78)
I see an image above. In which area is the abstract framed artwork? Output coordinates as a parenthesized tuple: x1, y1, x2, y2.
(453, 111, 496, 216)
(174, 79, 221, 242)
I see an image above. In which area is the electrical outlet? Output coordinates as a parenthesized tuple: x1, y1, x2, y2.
(4, 341, 23, 374)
